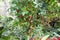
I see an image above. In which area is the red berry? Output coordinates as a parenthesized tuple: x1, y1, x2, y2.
(51, 37, 57, 40)
(16, 10, 20, 12)
(19, 15, 24, 18)
(28, 15, 32, 19)
(57, 37, 60, 40)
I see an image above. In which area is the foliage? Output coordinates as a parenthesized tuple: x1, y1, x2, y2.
(0, 0, 60, 40)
